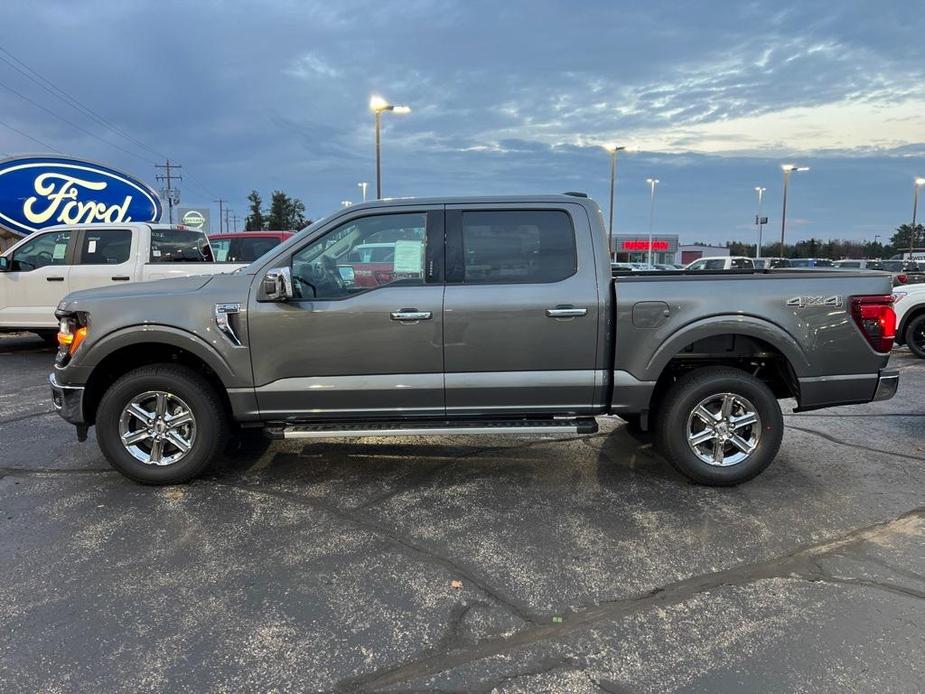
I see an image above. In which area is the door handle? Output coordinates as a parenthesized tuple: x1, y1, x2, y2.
(45, 276, 64, 282)
(546, 307, 587, 318)
(390, 309, 433, 321)
(111, 276, 130, 281)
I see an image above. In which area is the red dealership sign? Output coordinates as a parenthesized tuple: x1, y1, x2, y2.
(621, 239, 669, 251)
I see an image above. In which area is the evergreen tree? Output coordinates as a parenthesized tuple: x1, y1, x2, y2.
(245, 190, 266, 231)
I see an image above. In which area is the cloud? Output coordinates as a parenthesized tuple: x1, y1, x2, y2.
(0, 0, 920, 242)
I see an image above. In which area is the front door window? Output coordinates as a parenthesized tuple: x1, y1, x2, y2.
(290, 212, 427, 299)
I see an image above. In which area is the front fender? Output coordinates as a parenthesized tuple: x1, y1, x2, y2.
(60, 324, 245, 388)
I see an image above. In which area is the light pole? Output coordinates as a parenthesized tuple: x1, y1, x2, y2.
(646, 178, 659, 267)
(603, 144, 626, 258)
(910, 177, 925, 259)
(754, 186, 766, 258)
(358, 181, 368, 203)
(779, 164, 809, 258)
(370, 96, 411, 199)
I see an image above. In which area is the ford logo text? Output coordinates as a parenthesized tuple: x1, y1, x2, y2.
(0, 156, 162, 236)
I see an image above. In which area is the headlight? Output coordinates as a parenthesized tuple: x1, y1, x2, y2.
(55, 312, 89, 364)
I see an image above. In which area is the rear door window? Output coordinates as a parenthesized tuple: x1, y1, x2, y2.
(79, 228, 131, 265)
(730, 258, 753, 269)
(150, 228, 213, 263)
(460, 210, 576, 284)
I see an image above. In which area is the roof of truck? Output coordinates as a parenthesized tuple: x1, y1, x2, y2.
(342, 194, 599, 209)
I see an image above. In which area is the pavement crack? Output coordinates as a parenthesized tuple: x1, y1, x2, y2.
(0, 409, 56, 425)
(786, 424, 925, 463)
(792, 574, 925, 601)
(340, 507, 925, 691)
(0, 465, 112, 475)
(212, 479, 542, 625)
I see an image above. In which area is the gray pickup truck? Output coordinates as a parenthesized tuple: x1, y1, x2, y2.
(50, 194, 899, 486)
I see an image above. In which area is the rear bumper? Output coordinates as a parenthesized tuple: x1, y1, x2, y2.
(49, 373, 86, 425)
(794, 367, 898, 411)
(872, 368, 899, 401)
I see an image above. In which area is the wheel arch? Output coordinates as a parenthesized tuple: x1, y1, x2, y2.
(79, 327, 238, 426)
(897, 304, 925, 345)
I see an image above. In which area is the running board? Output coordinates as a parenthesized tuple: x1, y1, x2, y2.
(264, 418, 598, 440)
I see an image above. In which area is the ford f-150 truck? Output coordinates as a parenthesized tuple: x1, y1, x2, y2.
(0, 223, 232, 343)
(49, 194, 899, 486)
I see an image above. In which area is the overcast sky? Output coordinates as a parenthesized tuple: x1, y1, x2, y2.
(1, 0, 923, 243)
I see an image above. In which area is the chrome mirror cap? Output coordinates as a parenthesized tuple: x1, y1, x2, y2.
(263, 267, 294, 301)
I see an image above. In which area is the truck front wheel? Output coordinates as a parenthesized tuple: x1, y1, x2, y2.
(96, 364, 229, 484)
(655, 366, 783, 486)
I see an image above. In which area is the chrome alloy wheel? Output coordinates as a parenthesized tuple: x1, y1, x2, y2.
(118, 391, 197, 466)
(686, 392, 761, 467)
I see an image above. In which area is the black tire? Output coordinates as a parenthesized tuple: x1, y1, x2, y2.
(96, 364, 228, 485)
(34, 330, 59, 348)
(655, 366, 783, 486)
(905, 313, 925, 359)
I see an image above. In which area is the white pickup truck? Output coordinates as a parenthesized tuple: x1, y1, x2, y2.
(0, 223, 232, 343)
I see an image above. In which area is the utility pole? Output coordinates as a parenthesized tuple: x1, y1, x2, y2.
(214, 199, 226, 233)
(231, 212, 239, 233)
(155, 160, 182, 224)
(224, 208, 232, 234)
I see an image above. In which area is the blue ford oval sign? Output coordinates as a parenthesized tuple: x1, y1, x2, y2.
(0, 155, 162, 236)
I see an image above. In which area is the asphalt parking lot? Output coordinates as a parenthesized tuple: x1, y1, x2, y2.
(1, 333, 923, 692)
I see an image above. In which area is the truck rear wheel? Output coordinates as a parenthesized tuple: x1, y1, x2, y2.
(655, 366, 783, 486)
(96, 364, 228, 485)
(905, 313, 925, 359)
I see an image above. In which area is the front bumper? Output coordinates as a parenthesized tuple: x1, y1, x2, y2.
(872, 367, 899, 402)
(49, 373, 86, 425)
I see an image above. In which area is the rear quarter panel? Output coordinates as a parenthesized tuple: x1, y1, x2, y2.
(613, 271, 894, 382)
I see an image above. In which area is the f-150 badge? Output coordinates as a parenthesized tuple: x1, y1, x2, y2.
(786, 295, 843, 308)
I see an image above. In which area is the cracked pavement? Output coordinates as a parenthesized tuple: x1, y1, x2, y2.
(1, 333, 923, 692)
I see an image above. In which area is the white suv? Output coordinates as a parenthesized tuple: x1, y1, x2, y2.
(893, 283, 925, 358)
(685, 256, 755, 270)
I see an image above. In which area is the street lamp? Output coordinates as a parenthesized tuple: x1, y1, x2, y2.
(779, 164, 809, 257)
(646, 178, 659, 267)
(370, 95, 411, 199)
(910, 177, 925, 259)
(603, 144, 626, 258)
(754, 186, 766, 258)
(358, 181, 368, 203)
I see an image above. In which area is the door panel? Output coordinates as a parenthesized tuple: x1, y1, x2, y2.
(247, 207, 445, 419)
(443, 204, 600, 414)
(0, 230, 74, 328)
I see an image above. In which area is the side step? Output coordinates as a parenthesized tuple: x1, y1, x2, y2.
(264, 418, 598, 440)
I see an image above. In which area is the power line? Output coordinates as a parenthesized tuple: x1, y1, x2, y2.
(0, 45, 167, 161)
(0, 117, 59, 152)
(0, 76, 157, 165)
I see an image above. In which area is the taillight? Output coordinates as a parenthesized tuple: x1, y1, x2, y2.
(849, 295, 895, 353)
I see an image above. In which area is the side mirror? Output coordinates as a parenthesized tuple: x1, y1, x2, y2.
(0, 255, 9, 272)
(262, 266, 294, 301)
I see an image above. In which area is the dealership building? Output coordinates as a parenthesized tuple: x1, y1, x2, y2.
(611, 234, 679, 265)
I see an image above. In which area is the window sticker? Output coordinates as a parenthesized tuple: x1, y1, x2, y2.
(87, 240, 97, 253)
(393, 240, 423, 274)
(52, 243, 67, 260)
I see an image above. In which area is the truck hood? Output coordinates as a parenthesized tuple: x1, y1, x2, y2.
(57, 274, 217, 312)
